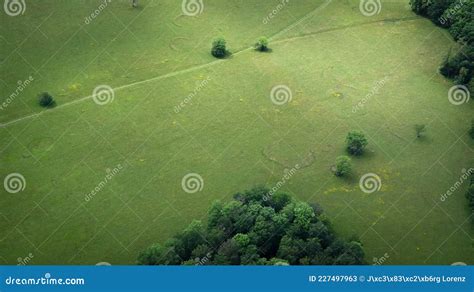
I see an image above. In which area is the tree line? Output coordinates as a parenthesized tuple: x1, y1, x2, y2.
(410, 0, 474, 90)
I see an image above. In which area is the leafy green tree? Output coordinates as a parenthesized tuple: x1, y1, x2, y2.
(207, 200, 223, 229)
(38, 92, 55, 108)
(346, 131, 368, 156)
(334, 156, 351, 177)
(268, 192, 292, 212)
(214, 238, 240, 265)
(277, 235, 305, 265)
(137, 244, 163, 265)
(255, 37, 269, 52)
(211, 38, 229, 58)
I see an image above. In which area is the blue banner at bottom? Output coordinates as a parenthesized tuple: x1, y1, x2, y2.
(0, 266, 472, 291)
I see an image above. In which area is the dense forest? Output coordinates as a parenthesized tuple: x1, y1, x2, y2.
(138, 187, 365, 265)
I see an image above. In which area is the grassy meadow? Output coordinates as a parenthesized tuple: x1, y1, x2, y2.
(0, 0, 473, 265)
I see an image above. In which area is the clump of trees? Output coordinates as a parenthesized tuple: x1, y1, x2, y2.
(346, 131, 368, 156)
(255, 37, 270, 52)
(38, 92, 55, 108)
(410, 0, 474, 89)
(211, 38, 230, 59)
(334, 156, 352, 177)
(138, 187, 365, 265)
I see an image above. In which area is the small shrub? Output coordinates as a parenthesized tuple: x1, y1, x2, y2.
(255, 37, 269, 52)
(415, 124, 427, 138)
(38, 92, 55, 108)
(346, 131, 368, 156)
(211, 38, 229, 59)
(334, 156, 351, 177)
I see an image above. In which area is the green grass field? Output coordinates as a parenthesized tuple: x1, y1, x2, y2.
(1, 0, 473, 265)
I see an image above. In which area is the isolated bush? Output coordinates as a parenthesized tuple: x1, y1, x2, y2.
(334, 156, 352, 177)
(138, 187, 365, 265)
(38, 92, 55, 108)
(346, 131, 368, 156)
(415, 124, 427, 138)
(255, 37, 269, 52)
(211, 38, 228, 58)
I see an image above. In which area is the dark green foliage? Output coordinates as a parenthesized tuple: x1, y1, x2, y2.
(255, 37, 269, 52)
(445, 2, 474, 45)
(409, 0, 430, 15)
(334, 156, 351, 177)
(346, 131, 368, 156)
(440, 46, 474, 84)
(427, 0, 455, 26)
(211, 37, 229, 58)
(411, 0, 474, 85)
(410, 0, 455, 25)
(138, 187, 365, 265)
(137, 244, 163, 265)
(38, 92, 55, 108)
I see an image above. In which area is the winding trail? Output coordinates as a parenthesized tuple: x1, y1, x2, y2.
(1, 0, 421, 129)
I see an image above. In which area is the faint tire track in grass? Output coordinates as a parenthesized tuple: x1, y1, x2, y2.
(1, 2, 424, 129)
